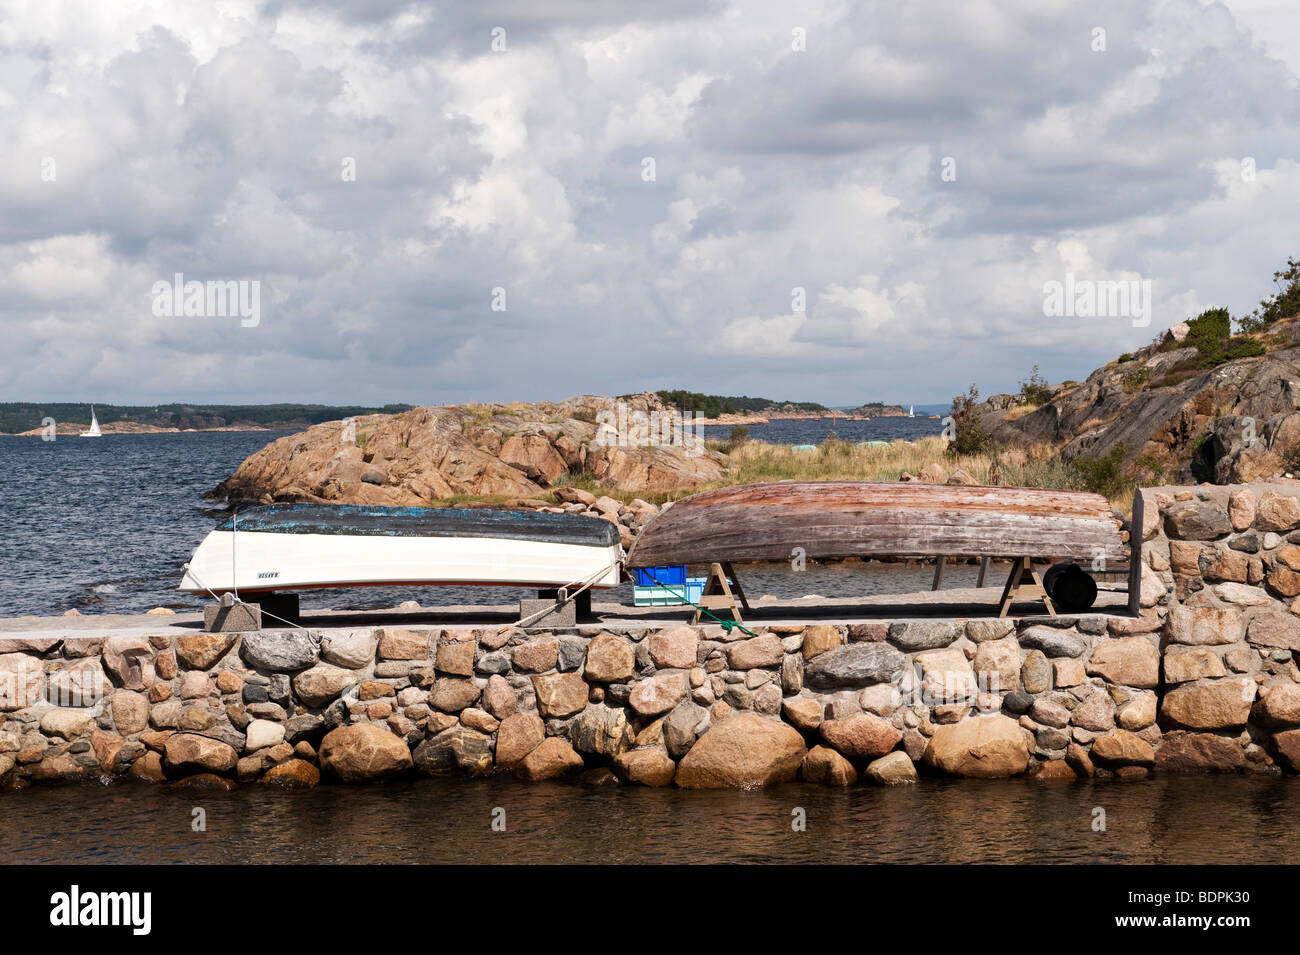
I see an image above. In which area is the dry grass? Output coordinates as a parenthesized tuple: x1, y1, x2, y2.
(449, 436, 1138, 516)
(692, 437, 1134, 512)
(1003, 402, 1041, 421)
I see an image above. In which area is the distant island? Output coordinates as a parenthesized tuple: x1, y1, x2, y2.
(0, 402, 414, 436)
(655, 390, 905, 424)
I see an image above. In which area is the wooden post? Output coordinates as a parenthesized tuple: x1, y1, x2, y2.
(977, 556, 991, 588)
(720, 561, 751, 611)
(1127, 489, 1144, 616)
(931, 555, 946, 591)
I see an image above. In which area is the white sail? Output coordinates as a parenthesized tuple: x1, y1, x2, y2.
(80, 406, 102, 437)
(908, 404, 915, 417)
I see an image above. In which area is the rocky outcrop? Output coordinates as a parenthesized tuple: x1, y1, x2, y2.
(212, 393, 726, 507)
(984, 316, 1300, 483)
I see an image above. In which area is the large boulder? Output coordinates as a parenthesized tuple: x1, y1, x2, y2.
(800, 745, 858, 785)
(531, 672, 589, 718)
(176, 633, 238, 670)
(803, 643, 906, 689)
(818, 713, 902, 760)
(1250, 682, 1300, 728)
(1086, 637, 1159, 688)
(922, 714, 1030, 778)
(412, 727, 494, 776)
(40, 708, 95, 740)
(583, 632, 635, 682)
(494, 713, 545, 767)
(164, 733, 239, 774)
(1090, 729, 1155, 767)
(863, 751, 919, 785)
(725, 634, 784, 670)
(1017, 626, 1086, 658)
(240, 631, 318, 672)
(674, 714, 806, 789)
(515, 737, 584, 781)
(102, 635, 156, 689)
(292, 665, 357, 707)
(612, 749, 677, 787)
(1167, 607, 1244, 646)
(319, 723, 413, 781)
(1246, 611, 1300, 652)
(320, 630, 378, 669)
(1154, 731, 1246, 773)
(1159, 677, 1255, 730)
(662, 701, 708, 759)
(649, 628, 699, 669)
(0, 653, 45, 710)
(569, 704, 632, 757)
(628, 673, 687, 717)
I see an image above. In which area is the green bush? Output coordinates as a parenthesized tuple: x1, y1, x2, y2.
(947, 385, 993, 456)
(1072, 444, 1130, 498)
(1117, 353, 1133, 363)
(1122, 367, 1150, 393)
(1199, 338, 1265, 368)
(1019, 364, 1053, 404)
(1237, 256, 1300, 332)
(1186, 307, 1231, 353)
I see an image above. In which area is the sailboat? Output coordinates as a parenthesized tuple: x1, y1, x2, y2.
(80, 407, 103, 438)
(908, 404, 915, 418)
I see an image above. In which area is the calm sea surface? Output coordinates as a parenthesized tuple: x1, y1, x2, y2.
(0, 774, 1295, 865)
(0, 425, 955, 618)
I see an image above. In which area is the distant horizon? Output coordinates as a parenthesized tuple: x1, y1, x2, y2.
(0, 395, 956, 409)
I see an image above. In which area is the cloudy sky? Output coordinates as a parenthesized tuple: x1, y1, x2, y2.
(2, 0, 1299, 407)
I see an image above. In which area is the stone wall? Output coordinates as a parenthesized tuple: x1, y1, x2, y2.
(0, 614, 1215, 790)
(1132, 482, 1300, 773)
(3, 482, 1299, 791)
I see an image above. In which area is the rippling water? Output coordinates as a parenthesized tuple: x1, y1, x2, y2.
(1, 775, 1295, 864)
(0, 431, 966, 618)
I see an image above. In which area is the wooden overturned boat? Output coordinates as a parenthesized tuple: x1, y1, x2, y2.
(627, 482, 1128, 616)
(178, 503, 623, 597)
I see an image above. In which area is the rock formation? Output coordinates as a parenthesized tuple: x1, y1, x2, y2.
(983, 316, 1300, 484)
(213, 393, 726, 508)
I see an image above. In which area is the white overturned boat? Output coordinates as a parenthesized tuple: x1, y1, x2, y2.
(179, 503, 623, 596)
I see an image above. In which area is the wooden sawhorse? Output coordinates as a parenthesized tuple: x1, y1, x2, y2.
(691, 562, 750, 625)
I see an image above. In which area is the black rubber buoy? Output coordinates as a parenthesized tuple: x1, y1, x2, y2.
(1042, 562, 1098, 613)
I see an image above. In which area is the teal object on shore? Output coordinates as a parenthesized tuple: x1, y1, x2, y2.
(792, 444, 817, 451)
(860, 440, 889, 448)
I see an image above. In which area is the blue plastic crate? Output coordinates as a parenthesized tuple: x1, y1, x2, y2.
(634, 565, 687, 587)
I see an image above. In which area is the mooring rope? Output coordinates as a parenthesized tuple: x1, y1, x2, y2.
(500, 562, 619, 633)
(642, 570, 756, 636)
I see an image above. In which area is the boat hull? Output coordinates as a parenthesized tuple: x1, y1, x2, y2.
(178, 504, 623, 594)
(627, 481, 1128, 566)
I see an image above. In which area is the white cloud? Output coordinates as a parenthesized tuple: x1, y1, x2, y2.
(1, 0, 1298, 407)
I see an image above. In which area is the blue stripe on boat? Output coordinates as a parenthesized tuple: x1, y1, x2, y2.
(219, 503, 620, 548)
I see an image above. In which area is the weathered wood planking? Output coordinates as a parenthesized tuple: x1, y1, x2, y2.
(627, 482, 1127, 566)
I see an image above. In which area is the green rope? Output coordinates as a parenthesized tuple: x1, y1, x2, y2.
(642, 571, 757, 636)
